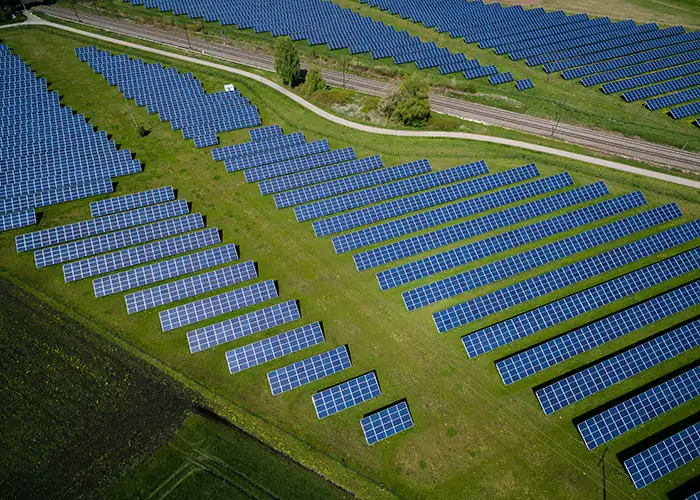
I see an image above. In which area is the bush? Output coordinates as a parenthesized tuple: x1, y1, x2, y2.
(378, 73, 431, 127)
(274, 37, 300, 87)
(302, 66, 326, 96)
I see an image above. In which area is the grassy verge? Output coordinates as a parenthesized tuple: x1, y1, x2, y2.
(1, 25, 699, 499)
(52, 0, 700, 152)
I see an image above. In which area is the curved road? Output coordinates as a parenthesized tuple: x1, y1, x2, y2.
(33, 6, 700, 175)
(9, 12, 700, 189)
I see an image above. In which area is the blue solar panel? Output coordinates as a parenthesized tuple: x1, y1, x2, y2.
(464, 235, 697, 358)
(578, 366, 700, 450)
(496, 279, 700, 385)
(259, 156, 384, 196)
(211, 132, 305, 161)
(127, 260, 257, 314)
(187, 300, 300, 353)
(378, 190, 645, 290)
(94, 243, 238, 298)
(64, 227, 220, 282)
(90, 186, 174, 217)
(35, 213, 204, 269)
(249, 125, 283, 142)
(0, 209, 36, 232)
(224, 140, 331, 173)
(313, 372, 381, 419)
(17, 200, 189, 252)
(535, 319, 700, 416)
(273, 159, 432, 209)
(159, 278, 276, 331)
(226, 322, 325, 373)
(267, 346, 352, 396)
(516, 79, 534, 90)
(298, 159, 488, 225)
(624, 422, 700, 489)
(361, 401, 414, 445)
(339, 172, 574, 257)
(244, 148, 357, 182)
(1, 178, 113, 215)
(312, 163, 537, 236)
(431, 211, 691, 329)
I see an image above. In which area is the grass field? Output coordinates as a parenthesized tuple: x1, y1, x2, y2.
(1, 25, 699, 499)
(58, 0, 700, 153)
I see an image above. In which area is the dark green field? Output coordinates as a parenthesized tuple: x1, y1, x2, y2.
(0, 24, 698, 500)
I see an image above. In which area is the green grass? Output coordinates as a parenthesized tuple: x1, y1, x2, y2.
(1, 25, 700, 499)
(57, 0, 700, 153)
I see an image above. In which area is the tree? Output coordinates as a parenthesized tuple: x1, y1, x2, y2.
(378, 73, 431, 127)
(274, 37, 300, 87)
(302, 66, 326, 96)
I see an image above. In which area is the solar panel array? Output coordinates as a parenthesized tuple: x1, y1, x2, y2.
(35, 213, 204, 269)
(76, 46, 261, 148)
(535, 319, 700, 416)
(496, 279, 700, 385)
(339, 172, 575, 257)
(187, 300, 300, 353)
(267, 346, 352, 396)
(432, 214, 694, 332)
(127, 260, 257, 314)
(463, 235, 696, 358)
(0, 44, 141, 230)
(17, 199, 189, 252)
(160, 279, 276, 331)
(313, 372, 382, 419)
(226, 322, 325, 373)
(361, 401, 414, 445)
(379, 190, 645, 291)
(64, 227, 221, 282)
(122, 0, 500, 84)
(577, 366, 700, 449)
(624, 422, 700, 489)
(94, 243, 238, 297)
(90, 186, 174, 217)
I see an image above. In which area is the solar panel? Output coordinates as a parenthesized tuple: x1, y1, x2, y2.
(378, 190, 645, 290)
(464, 236, 697, 358)
(273, 159, 432, 209)
(224, 140, 331, 173)
(624, 422, 700, 489)
(243, 147, 357, 182)
(187, 300, 300, 353)
(17, 200, 189, 252)
(226, 322, 324, 373)
(259, 155, 384, 196)
(64, 227, 220, 282)
(159, 278, 276, 331)
(0, 209, 36, 232)
(297, 159, 490, 225)
(35, 213, 204, 269)
(496, 279, 700, 385)
(431, 210, 691, 329)
(535, 319, 700, 416)
(577, 366, 700, 450)
(361, 401, 414, 445)
(313, 372, 381, 419)
(90, 186, 175, 217)
(1, 178, 113, 215)
(339, 172, 575, 257)
(126, 260, 257, 314)
(516, 78, 534, 90)
(267, 346, 352, 396)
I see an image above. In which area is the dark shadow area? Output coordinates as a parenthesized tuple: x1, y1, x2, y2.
(616, 412, 700, 464)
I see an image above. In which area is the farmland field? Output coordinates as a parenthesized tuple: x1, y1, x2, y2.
(0, 24, 699, 499)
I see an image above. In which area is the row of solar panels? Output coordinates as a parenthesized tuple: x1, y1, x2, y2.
(75, 46, 262, 148)
(359, 0, 699, 122)
(0, 45, 143, 232)
(119, 0, 516, 84)
(12, 163, 414, 445)
(212, 122, 698, 490)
